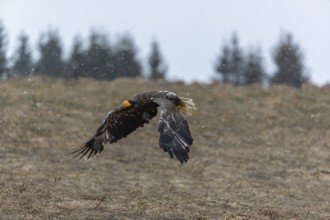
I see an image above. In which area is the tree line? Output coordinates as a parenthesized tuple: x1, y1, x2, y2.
(0, 20, 308, 88)
(214, 33, 308, 88)
(0, 21, 167, 81)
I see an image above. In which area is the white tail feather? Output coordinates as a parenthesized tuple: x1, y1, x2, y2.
(179, 97, 197, 117)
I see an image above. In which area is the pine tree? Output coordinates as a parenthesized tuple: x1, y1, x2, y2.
(0, 21, 7, 77)
(215, 33, 245, 85)
(244, 48, 266, 85)
(112, 34, 142, 78)
(148, 40, 167, 80)
(11, 33, 33, 76)
(66, 36, 86, 78)
(215, 45, 231, 83)
(35, 30, 64, 77)
(230, 34, 245, 85)
(85, 31, 113, 80)
(271, 33, 308, 88)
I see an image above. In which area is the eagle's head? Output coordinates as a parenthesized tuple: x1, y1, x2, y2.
(161, 91, 197, 117)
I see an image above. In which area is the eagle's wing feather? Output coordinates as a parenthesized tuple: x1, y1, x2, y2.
(154, 98, 193, 163)
(72, 104, 157, 159)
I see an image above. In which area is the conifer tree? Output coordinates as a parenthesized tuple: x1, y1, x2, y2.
(215, 33, 245, 85)
(11, 33, 33, 76)
(244, 48, 266, 85)
(112, 34, 142, 78)
(271, 33, 308, 88)
(35, 30, 65, 77)
(0, 21, 7, 77)
(66, 36, 86, 78)
(85, 31, 113, 80)
(215, 45, 231, 83)
(230, 34, 245, 85)
(148, 40, 167, 80)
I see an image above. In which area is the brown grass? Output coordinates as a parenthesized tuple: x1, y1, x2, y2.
(1, 76, 330, 219)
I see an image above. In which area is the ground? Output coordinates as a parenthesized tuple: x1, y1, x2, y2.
(0, 77, 330, 219)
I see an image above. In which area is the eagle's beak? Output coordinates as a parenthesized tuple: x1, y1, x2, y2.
(121, 100, 132, 108)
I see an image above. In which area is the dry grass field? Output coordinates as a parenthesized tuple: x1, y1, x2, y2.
(1, 76, 330, 219)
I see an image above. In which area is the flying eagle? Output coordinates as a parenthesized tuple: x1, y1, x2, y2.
(72, 90, 196, 163)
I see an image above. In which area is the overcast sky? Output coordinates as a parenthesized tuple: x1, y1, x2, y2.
(1, 0, 329, 84)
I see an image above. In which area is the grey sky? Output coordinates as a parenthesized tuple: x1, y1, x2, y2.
(1, 0, 329, 84)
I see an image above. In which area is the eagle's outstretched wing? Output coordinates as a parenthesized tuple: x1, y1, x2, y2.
(72, 104, 158, 159)
(154, 98, 193, 163)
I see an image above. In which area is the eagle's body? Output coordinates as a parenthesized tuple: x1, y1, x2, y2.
(72, 90, 196, 163)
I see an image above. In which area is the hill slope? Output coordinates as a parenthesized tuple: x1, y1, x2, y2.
(1, 77, 330, 219)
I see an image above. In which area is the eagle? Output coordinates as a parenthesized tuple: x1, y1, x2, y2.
(72, 90, 196, 163)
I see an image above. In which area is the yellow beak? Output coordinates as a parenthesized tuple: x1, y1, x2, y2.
(121, 100, 131, 108)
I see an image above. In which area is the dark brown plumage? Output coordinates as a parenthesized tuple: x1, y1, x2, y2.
(72, 90, 196, 163)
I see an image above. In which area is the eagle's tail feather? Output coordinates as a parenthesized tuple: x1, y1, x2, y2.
(179, 97, 197, 117)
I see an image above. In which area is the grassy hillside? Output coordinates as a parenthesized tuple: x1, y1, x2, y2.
(1, 77, 330, 219)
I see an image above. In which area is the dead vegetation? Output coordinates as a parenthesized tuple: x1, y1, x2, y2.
(0, 76, 330, 219)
